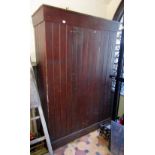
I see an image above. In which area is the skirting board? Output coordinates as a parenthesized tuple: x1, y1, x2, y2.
(51, 118, 111, 149)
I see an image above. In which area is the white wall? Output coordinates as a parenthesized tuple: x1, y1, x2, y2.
(30, 0, 107, 18)
(106, 0, 121, 19)
(118, 95, 124, 117)
(30, 0, 121, 62)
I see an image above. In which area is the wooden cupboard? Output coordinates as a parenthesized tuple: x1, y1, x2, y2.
(32, 5, 119, 149)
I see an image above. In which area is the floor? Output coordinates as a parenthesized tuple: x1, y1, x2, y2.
(54, 130, 111, 155)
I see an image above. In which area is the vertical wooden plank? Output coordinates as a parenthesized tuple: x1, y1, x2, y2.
(51, 23, 61, 139)
(105, 32, 116, 117)
(93, 30, 103, 123)
(77, 28, 89, 128)
(97, 31, 109, 121)
(45, 22, 56, 140)
(66, 26, 74, 134)
(59, 24, 68, 136)
(101, 31, 111, 119)
(70, 27, 77, 131)
(87, 29, 99, 125)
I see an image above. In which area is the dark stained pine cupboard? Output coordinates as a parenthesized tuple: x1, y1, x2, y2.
(32, 5, 119, 149)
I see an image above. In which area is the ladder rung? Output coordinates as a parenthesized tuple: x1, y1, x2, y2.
(31, 116, 40, 121)
(30, 136, 46, 145)
(30, 143, 45, 150)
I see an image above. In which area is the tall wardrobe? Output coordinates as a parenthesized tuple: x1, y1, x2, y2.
(32, 5, 119, 149)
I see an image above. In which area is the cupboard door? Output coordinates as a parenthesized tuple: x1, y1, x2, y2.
(71, 27, 116, 131)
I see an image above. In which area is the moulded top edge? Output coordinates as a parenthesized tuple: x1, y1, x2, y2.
(32, 4, 120, 31)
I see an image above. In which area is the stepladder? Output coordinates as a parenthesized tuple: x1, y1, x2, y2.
(30, 64, 54, 155)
